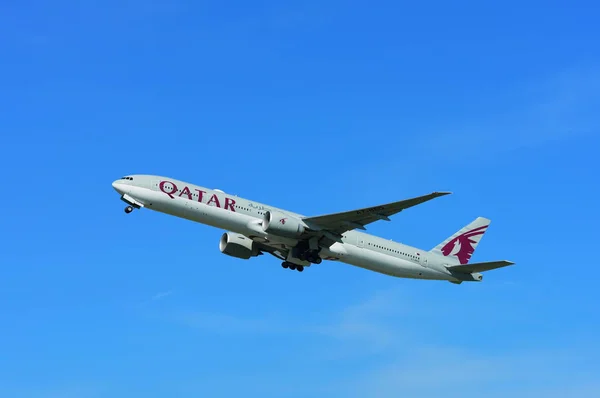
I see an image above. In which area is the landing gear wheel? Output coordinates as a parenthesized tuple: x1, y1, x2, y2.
(304, 251, 322, 264)
(281, 262, 289, 269)
(289, 264, 297, 270)
(124, 205, 133, 214)
(297, 265, 304, 272)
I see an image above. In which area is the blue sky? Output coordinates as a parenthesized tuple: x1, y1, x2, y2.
(1, 0, 600, 397)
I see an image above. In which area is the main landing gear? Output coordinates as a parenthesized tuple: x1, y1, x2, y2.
(293, 241, 323, 265)
(281, 261, 304, 272)
(301, 251, 322, 264)
(124, 205, 134, 214)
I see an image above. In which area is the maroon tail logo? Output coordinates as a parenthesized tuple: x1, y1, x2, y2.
(279, 218, 287, 225)
(441, 225, 488, 264)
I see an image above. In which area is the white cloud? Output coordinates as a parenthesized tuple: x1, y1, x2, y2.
(418, 65, 600, 161)
(0, 383, 104, 398)
(168, 286, 600, 397)
(339, 344, 600, 398)
(175, 311, 287, 335)
(151, 290, 173, 301)
(171, 287, 402, 346)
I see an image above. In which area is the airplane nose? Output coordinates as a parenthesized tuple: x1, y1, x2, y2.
(112, 180, 124, 194)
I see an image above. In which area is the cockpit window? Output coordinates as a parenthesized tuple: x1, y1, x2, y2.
(120, 176, 134, 180)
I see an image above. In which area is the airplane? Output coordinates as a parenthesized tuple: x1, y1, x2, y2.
(111, 175, 514, 284)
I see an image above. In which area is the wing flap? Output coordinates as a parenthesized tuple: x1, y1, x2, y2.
(303, 191, 451, 234)
(447, 260, 515, 273)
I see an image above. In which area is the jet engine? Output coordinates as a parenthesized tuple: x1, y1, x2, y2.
(262, 210, 306, 238)
(219, 232, 260, 259)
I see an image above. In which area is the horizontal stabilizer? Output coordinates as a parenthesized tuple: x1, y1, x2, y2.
(447, 260, 514, 274)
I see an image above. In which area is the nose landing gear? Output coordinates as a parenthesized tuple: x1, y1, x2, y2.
(119, 194, 143, 214)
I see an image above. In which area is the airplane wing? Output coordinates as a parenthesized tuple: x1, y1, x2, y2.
(302, 191, 451, 236)
(247, 235, 290, 260)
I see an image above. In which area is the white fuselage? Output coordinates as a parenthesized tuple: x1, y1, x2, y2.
(112, 175, 460, 282)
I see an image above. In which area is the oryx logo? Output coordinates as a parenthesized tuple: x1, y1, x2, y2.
(441, 225, 488, 264)
(279, 218, 287, 225)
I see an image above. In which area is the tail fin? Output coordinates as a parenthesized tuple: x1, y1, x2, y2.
(430, 217, 491, 265)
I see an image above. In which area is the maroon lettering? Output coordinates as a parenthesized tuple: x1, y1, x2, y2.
(179, 186, 193, 200)
(195, 189, 206, 203)
(207, 193, 221, 207)
(224, 197, 236, 211)
(159, 180, 178, 199)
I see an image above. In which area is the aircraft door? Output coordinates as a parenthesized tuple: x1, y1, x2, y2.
(151, 180, 160, 191)
(357, 237, 365, 248)
(419, 253, 428, 267)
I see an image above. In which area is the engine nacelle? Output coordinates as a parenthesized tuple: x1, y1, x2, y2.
(262, 210, 306, 238)
(219, 232, 260, 259)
